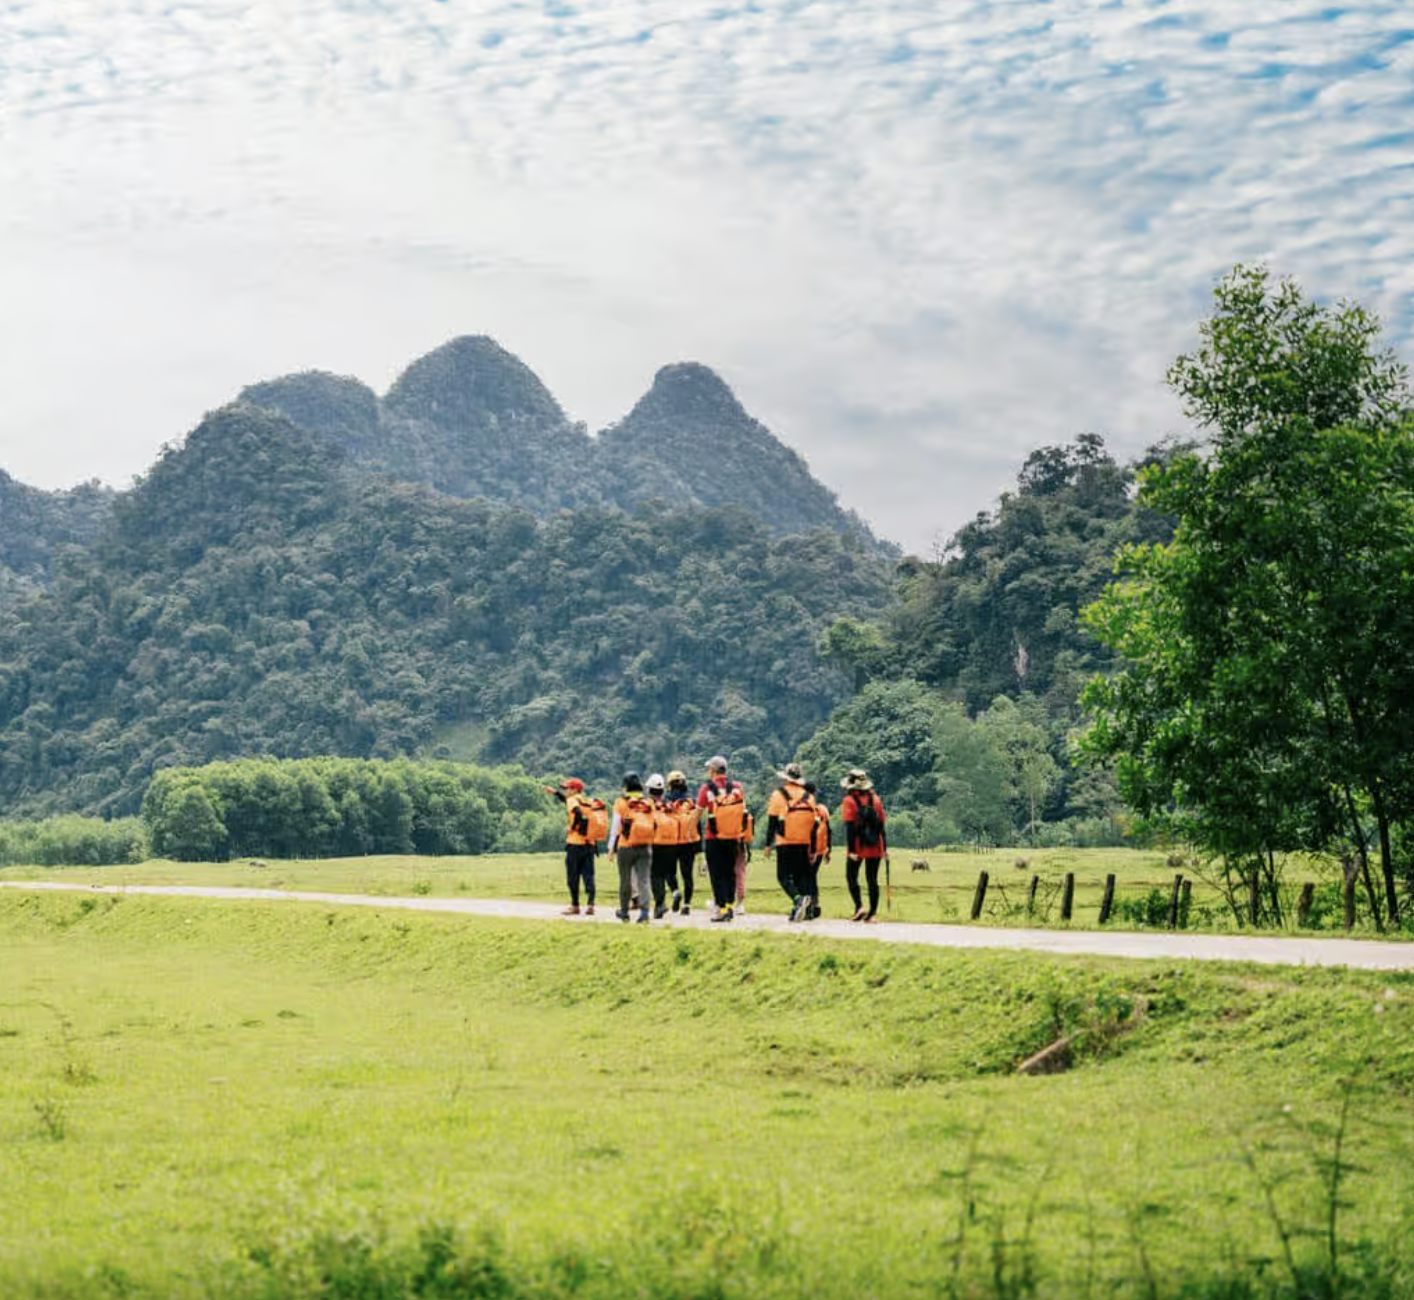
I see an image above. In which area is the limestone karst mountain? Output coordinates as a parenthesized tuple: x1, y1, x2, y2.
(240, 336, 879, 543)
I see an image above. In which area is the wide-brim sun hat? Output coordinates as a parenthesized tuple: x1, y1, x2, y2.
(840, 768, 874, 791)
(777, 762, 805, 783)
(705, 755, 728, 773)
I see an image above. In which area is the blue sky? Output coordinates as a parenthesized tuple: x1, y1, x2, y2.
(2, 0, 1412, 554)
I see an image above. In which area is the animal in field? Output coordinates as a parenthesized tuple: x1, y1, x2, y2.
(910, 858, 931, 873)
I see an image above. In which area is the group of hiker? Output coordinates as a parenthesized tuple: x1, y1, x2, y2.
(545, 755, 888, 925)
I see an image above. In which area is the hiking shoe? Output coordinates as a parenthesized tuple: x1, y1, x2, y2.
(637, 910, 650, 925)
(586, 904, 595, 915)
(681, 904, 691, 917)
(562, 905, 581, 916)
(710, 906, 734, 924)
(616, 909, 630, 922)
(653, 904, 667, 920)
(790, 895, 810, 923)
(671, 889, 682, 913)
(864, 914, 880, 924)
(808, 905, 821, 921)
(735, 902, 746, 914)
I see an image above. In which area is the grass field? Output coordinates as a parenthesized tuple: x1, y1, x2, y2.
(0, 845, 1374, 935)
(2, 886, 1414, 1298)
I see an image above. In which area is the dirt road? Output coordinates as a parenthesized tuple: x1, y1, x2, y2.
(4, 880, 1413, 970)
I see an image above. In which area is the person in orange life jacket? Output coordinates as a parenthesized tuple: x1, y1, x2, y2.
(545, 777, 598, 915)
(803, 781, 832, 920)
(609, 772, 655, 924)
(662, 770, 701, 915)
(645, 773, 679, 919)
(696, 754, 749, 923)
(766, 762, 817, 922)
(841, 767, 888, 922)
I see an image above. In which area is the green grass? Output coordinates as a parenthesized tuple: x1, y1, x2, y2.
(2, 889, 1413, 1297)
(0, 846, 1379, 936)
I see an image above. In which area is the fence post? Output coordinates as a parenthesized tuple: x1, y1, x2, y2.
(1060, 872, 1075, 922)
(1098, 874, 1116, 925)
(1027, 874, 1040, 914)
(1296, 881, 1315, 928)
(970, 870, 989, 921)
(1179, 879, 1192, 928)
(1167, 874, 1183, 930)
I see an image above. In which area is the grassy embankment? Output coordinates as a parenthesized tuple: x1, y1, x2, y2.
(0, 846, 1366, 932)
(2, 887, 1413, 1298)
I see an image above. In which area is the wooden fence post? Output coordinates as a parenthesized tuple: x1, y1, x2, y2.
(1167, 874, 1183, 930)
(1179, 879, 1192, 928)
(1098, 874, 1116, 925)
(970, 870, 989, 921)
(1060, 872, 1075, 922)
(1296, 881, 1315, 928)
(1027, 874, 1040, 914)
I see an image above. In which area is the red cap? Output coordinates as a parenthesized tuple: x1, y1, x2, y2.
(562, 778, 585, 792)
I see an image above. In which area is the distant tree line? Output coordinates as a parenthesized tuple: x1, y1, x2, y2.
(0, 815, 147, 867)
(141, 757, 571, 861)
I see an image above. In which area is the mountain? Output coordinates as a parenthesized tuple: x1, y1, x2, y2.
(0, 403, 893, 817)
(0, 471, 115, 597)
(241, 336, 884, 546)
(595, 363, 858, 536)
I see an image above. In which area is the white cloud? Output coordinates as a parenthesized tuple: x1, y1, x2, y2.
(1, 0, 1411, 552)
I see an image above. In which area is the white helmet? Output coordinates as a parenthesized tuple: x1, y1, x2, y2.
(646, 772, 666, 793)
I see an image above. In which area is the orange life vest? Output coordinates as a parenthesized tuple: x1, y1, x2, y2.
(708, 786, 749, 841)
(618, 795, 657, 848)
(776, 785, 818, 847)
(582, 797, 609, 844)
(652, 799, 680, 846)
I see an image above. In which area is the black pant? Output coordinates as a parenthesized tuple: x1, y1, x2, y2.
(775, 844, 811, 905)
(650, 845, 675, 907)
(704, 838, 738, 909)
(565, 843, 597, 906)
(673, 843, 698, 906)
(846, 856, 881, 915)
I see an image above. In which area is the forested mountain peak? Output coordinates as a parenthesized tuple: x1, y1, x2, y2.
(0, 468, 115, 595)
(625, 361, 751, 428)
(383, 334, 569, 432)
(238, 371, 381, 447)
(232, 335, 882, 545)
(108, 404, 345, 569)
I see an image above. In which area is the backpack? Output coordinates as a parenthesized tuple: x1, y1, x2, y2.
(779, 788, 818, 846)
(652, 801, 681, 845)
(676, 800, 702, 842)
(582, 797, 610, 844)
(708, 786, 748, 841)
(621, 796, 657, 848)
(852, 791, 883, 848)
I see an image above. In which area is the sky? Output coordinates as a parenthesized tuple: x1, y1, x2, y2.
(2, 2, 1412, 556)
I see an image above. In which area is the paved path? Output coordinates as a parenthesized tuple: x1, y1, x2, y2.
(4, 880, 1413, 970)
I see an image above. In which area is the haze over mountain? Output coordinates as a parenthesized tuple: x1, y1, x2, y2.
(240, 336, 880, 543)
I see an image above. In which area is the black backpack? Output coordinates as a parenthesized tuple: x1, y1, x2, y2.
(853, 791, 883, 847)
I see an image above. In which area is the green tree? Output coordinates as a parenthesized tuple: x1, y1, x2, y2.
(977, 695, 1061, 842)
(1084, 265, 1414, 924)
